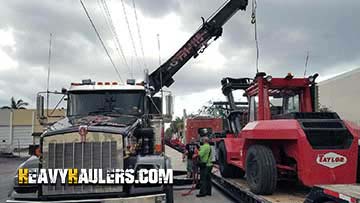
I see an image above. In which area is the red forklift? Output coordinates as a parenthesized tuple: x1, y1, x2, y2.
(216, 72, 359, 195)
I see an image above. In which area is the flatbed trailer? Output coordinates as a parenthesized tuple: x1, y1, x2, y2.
(305, 184, 360, 203)
(7, 193, 166, 203)
(211, 169, 309, 203)
(165, 143, 360, 203)
(212, 169, 360, 203)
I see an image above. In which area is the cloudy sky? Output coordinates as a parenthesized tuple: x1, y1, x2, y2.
(0, 0, 359, 117)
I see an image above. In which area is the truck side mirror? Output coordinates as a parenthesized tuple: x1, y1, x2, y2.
(165, 94, 174, 121)
(36, 95, 45, 119)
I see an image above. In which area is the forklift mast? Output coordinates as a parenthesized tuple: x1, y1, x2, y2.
(148, 0, 248, 94)
(220, 77, 252, 134)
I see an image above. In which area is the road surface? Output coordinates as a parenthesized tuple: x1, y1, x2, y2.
(0, 148, 233, 203)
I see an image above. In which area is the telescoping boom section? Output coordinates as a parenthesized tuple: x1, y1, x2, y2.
(149, 0, 248, 94)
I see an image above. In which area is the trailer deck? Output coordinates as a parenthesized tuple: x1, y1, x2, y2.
(319, 184, 360, 200)
(212, 169, 309, 203)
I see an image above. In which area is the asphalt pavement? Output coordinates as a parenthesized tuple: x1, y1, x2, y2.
(0, 156, 27, 202)
(0, 148, 233, 203)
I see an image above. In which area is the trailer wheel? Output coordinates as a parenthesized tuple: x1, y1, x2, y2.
(165, 185, 174, 203)
(218, 141, 244, 178)
(246, 145, 277, 195)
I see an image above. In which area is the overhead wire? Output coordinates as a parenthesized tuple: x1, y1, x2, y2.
(251, 0, 260, 73)
(131, 0, 147, 69)
(101, 0, 133, 78)
(120, 0, 142, 74)
(80, 0, 123, 82)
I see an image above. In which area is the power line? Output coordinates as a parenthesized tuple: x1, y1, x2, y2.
(80, 0, 123, 82)
(96, 0, 111, 31)
(131, 0, 147, 69)
(101, 0, 133, 78)
(120, 0, 142, 74)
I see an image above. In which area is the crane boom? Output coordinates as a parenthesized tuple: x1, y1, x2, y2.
(148, 0, 248, 94)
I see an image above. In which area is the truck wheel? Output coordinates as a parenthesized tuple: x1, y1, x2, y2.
(218, 142, 244, 178)
(246, 145, 277, 195)
(165, 185, 174, 203)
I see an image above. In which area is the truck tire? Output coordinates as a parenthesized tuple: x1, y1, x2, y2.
(218, 141, 245, 178)
(245, 145, 277, 195)
(165, 185, 174, 203)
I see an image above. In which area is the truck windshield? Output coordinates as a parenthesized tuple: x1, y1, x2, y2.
(67, 90, 145, 117)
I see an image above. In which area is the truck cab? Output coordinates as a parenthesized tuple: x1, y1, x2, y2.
(10, 79, 174, 202)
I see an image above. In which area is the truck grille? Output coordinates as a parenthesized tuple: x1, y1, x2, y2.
(42, 132, 123, 196)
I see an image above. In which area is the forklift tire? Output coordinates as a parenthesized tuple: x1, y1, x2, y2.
(165, 185, 174, 203)
(246, 145, 277, 195)
(218, 141, 245, 178)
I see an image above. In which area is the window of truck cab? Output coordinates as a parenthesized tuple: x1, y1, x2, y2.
(67, 90, 145, 117)
(249, 96, 258, 122)
(269, 90, 300, 117)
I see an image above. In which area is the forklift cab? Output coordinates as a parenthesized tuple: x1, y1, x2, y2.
(246, 72, 319, 122)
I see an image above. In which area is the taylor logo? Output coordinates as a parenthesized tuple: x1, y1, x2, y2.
(316, 152, 347, 168)
(79, 125, 88, 142)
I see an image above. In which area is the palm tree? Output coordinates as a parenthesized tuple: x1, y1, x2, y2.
(165, 117, 185, 140)
(1, 97, 29, 109)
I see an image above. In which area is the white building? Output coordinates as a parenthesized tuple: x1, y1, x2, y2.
(318, 67, 360, 125)
(0, 109, 65, 153)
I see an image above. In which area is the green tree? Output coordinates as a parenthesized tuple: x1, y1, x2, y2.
(165, 117, 184, 140)
(1, 97, 29, 109)
(319, 105, 332, 112)
(197, 100, 227, 118)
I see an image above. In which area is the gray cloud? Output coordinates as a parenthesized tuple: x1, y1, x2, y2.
(155, 0, 360, 95)
(0, 0, 136, 107)
(0, 0, 359, 108)
(134, 0, 179, 18)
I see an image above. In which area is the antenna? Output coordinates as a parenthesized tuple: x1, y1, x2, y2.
(46, 33, 53, 116)
(157, 33, 165, 118)
(157, 33, 161, 66)
(304, 51, 310, 77)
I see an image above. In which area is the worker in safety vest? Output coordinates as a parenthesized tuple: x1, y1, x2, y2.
(196, 136, 213, 197)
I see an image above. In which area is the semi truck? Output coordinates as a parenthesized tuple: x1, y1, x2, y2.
(7, 0, 249, 202)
